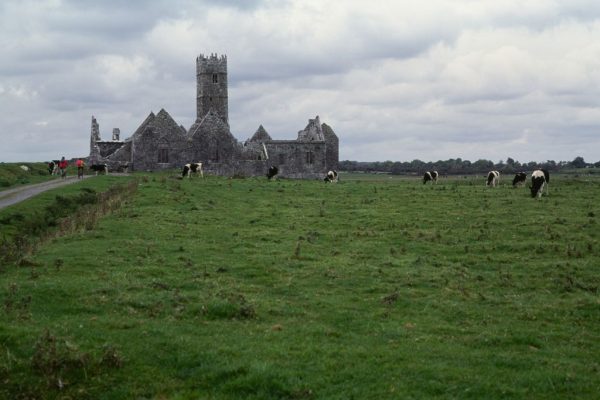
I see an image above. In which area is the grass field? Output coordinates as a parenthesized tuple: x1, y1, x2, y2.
(1, 172, 599, 399)
(0, 163, 55, 189)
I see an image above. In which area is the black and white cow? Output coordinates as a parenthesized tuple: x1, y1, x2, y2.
(324, 170, 338, 183)
(541, 168, 550, 194)
(541, 168, 549, 183)
(181, 162, 203, 179)
(48, 160, 59, 175)
(512, 172, 527, 187)
(266, 166, 279, 180)
(422, 171, 438, 184)
(89, 164, 109, 175)
(530, 169, 547, 198)
(486, 170, 500, 187)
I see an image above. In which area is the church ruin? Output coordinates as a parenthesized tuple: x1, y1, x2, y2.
(89, 53, 339, 178)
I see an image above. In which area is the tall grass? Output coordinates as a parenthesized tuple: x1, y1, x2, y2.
(0, 173, 599, 399)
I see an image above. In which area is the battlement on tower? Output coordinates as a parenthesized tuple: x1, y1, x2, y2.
(196, 53, 227, 74)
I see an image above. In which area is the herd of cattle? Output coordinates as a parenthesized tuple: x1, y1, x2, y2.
(179, 163, 341, 183)
(170, 162, 553, 199)
(47, 160, 109, 176)
(182, 164, 547, 198)
(423, 169, 550, 198)
(45, 159, 548, 198)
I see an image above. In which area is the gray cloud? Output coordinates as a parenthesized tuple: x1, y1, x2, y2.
(1, 0, 599, 163)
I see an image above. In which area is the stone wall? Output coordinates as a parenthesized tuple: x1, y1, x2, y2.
(262, 141, 324, 177)
(97, 141, 124, 158)
(88, 53, 339, 178)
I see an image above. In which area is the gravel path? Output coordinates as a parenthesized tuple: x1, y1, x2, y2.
(0, 176, 92, 211)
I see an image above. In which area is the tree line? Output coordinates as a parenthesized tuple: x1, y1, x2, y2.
(339, 156, 600, 175)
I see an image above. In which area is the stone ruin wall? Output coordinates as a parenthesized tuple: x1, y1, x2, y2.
(97, 142, 124, 158)
(92, 115, 336, 179)
(88, 53, 338, 178)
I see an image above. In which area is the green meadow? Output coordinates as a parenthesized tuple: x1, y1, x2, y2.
(1, 172, 599, 399)
(0, 162, 54, 188)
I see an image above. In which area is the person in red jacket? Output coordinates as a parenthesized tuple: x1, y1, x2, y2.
(76, 158, 85, 179)
(59, 157, 68, 179)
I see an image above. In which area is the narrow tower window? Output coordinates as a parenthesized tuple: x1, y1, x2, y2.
(212, 74, 218, 83)
(306, 151, 314, 165)
(158, 148, 169, 163)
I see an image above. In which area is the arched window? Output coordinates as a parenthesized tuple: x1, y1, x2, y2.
(306, 151, 314, 165)
(158, 138, 169, 164)
(158, 148, 169, 163)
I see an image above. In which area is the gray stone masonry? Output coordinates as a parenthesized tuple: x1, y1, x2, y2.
(89, 53, 338, 178)
(197, 54, 228, 125)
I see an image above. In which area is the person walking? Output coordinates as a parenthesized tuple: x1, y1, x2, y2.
(59, 157, 68, 179)
(76, 158, 85, 179)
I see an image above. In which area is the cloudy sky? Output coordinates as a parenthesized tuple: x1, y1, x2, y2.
(1, 0, 599, 163)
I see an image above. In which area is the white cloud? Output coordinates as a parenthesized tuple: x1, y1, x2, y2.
(0, 0, 599, 163)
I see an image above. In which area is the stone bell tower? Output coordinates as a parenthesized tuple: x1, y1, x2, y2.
(196, 53, 228, 125)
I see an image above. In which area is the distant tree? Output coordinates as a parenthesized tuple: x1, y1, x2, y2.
(343, 156, 592, 175)
(339, 160, 359, 171)
(526, 161, 538, 169)
(571, 156, 586, 168)
(411, 159, 427, 172)
(472, 159, 494, 174)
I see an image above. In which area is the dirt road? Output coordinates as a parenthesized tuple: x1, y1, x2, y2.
(0, 176, 91, 211)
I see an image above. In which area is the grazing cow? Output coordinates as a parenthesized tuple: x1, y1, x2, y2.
(530, 170, 547, 198)
(48, 160, 59, 175)
(266, 166, 279, 180)
(422, 171, 438, 184)
(89, 164, 109, 175)
(19, 165, 29, 172)
(486, 171, 500, 187)
(512, 172, 527, 187)
(181, 162, 203, 179)
(324, 170, 339, 183)
(541, 168, 550, 193)
(541, 169, 550, 183)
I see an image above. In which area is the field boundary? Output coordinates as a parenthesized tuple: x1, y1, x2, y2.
(0, 179, 138, 265)
(0, 176, 94, 210)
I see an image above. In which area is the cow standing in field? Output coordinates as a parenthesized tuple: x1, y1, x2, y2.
(181, 162, 203, 179)
(530, 170, 547, 198)
(541, 168, 550, 194)
(266, 166, 279, 180)
(486, 171, 500, 187)
(512, 172, 527, 187)
(324, 170, 339, 183)
(423, 171, 438, 184)
(89, 164, 109, 175)
(48, 160, 59, 175)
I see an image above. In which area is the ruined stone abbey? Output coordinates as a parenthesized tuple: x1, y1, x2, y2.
(89, 53, 339, 178)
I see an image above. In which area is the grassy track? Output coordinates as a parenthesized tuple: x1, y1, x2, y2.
(1, 173, 599, 399)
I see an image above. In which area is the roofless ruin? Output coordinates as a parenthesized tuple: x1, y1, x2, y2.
(89, 53, 339, 178)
